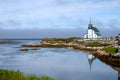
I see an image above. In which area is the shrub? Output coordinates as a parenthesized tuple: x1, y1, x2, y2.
(0, 69, 55, 80)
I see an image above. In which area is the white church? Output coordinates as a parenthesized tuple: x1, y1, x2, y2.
(84, 18, 101, 39)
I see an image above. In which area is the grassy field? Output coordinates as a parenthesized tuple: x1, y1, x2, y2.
(102, 46, 118, 54)
(85, 42, 109, 47)
(0, 69, 55, 80)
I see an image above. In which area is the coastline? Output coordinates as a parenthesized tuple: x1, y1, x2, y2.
(21, 38, 120, 68)
(94, 50, 120, 67)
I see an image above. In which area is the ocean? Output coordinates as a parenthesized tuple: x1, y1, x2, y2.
(0, 39, 118, 80)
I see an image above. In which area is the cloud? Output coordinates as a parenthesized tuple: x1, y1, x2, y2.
(0, 0, 120, 38)
(0, 24, 119, 39)
(0, 28, 86, 38)
(0, 22, 4, 26)
(0, 20, 21, 29)
(0, 0, 120, 20)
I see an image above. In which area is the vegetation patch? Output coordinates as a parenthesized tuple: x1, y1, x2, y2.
(42, 37, 80, 43)
(76, 41, 84, 44)
(85, 42, 109, 47)
(102, 46, 118, 54)
(0, 69, 55, 80)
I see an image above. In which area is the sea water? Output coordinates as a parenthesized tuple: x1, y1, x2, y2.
(0, 40, 118, 80)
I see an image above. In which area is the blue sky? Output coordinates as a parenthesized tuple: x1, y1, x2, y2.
(0, 0, 120, 38)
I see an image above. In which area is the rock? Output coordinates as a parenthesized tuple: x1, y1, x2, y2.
(20, 48, 29, 51)
(21, 44, 42, 47)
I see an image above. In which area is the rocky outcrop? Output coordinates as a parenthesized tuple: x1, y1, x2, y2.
(21, 41, 120, 67)
(20, 48, 29, 51)
(93, 50, 120, 67)
(21, 44, 44, 47)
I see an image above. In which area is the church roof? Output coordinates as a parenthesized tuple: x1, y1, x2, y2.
(92, 27, 99, 32)
(88, 17, 100, 32)
(88, 24, 99, 32)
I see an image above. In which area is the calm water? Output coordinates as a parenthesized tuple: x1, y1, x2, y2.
(0, 40, 118, 80)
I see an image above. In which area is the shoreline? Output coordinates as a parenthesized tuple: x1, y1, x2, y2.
(21, 41, 120, 68)
(94, 50, 120, 67)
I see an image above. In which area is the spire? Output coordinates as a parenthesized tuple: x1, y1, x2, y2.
(88, 17, 93, 29)
(89, 16, 91, 24)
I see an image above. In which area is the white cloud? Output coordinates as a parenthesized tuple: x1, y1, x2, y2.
(0, 0, 120, 38)
(0, 0, 120, 30)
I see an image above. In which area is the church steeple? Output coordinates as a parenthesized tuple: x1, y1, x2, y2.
(89, 16, 91, 24)
(88, 17, 93, 29)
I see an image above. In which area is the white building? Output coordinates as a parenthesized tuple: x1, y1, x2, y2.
(84, 18, 101, 39)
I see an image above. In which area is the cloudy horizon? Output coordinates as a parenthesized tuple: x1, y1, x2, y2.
(0, 0, 120, 38)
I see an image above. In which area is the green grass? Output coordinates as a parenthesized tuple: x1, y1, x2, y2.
(76, 41, 84, 44)
(102, 46, 118, 54)
(42, 37, 79, 43)
(85, 42, 109, 47)
(0, 69, 55, 80)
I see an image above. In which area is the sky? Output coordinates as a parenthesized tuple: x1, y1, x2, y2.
(0, 0, 120, 38)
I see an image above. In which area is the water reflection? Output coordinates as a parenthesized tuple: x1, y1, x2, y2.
(0, 41, 118, 80)
(93, 51, 120, 80)
(117, 70, 120, 80)
(87, 52, 96, 71)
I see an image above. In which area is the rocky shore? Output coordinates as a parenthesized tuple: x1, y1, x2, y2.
(94, 50, 120, 67)
(21, 38, 120, 67)
(21, 43, 103, 51)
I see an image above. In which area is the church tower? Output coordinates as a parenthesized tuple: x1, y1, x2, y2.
(87, 17, 94, 39)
